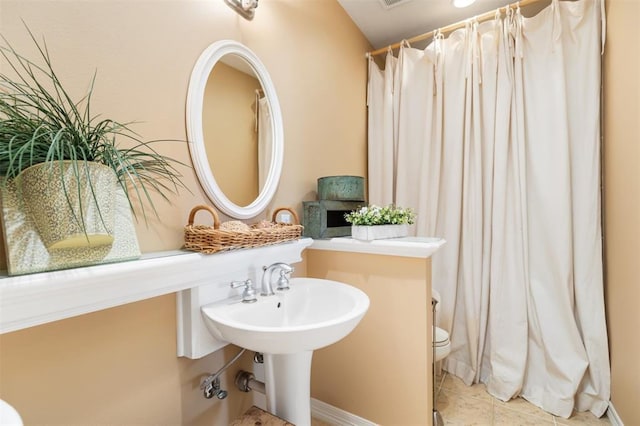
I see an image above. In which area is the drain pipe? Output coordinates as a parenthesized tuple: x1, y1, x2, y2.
(235, 370, 266, 394)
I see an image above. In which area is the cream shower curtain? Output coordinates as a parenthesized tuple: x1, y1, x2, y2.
(367, 0, 609, 418)
(257, 95, 272, 190)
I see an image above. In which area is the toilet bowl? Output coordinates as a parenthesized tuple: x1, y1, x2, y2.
(432, 289, 451, 362)
(434, 326, 451, 362)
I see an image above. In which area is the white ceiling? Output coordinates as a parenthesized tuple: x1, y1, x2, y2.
(337, 0, 515, 49)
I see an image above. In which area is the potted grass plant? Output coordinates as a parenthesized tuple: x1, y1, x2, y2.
(345, 205, 415, 241)
(0, 28, 186, 253)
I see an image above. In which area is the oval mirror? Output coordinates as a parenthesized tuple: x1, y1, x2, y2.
(186, 40, 283, 219)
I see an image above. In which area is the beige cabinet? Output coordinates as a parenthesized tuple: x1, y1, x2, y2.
(306, 247, 434, 425)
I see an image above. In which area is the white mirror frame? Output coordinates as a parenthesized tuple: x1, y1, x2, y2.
(186, 40, 284, 219)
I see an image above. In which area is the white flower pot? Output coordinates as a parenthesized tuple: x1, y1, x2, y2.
(351, 224, 409, 241)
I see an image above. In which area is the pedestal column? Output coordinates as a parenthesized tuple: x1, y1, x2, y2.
(264, 351, 314, 426)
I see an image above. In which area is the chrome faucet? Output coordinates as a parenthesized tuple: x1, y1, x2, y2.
(231, 279, 257, 303)
(261, 262, 294, 296)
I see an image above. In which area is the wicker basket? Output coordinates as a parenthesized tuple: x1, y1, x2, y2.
(184, 205, 303, 254)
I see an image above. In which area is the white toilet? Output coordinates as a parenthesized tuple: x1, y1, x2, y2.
(0, 399, 23, 426)
(432, 290, 451, 362)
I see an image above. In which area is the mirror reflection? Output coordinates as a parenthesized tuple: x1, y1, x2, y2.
(202, 55, 272, 207)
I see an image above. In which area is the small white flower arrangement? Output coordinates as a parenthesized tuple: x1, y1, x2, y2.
(344, 205, 416, 226)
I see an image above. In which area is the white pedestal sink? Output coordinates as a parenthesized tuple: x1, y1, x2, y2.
(201, 277, 370, 425)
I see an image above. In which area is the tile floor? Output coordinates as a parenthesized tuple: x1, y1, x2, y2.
(311, 372, 611, 425)
(435, 372, 611, 426)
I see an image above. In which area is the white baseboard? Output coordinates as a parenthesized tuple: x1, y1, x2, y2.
(311, 397, 623, 426)
(311, 398, 378, 426)
(607, 401, 624, 426)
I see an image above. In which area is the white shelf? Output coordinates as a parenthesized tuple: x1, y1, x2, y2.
(0, 239, 313, 335)
(309, 236, 445, 258)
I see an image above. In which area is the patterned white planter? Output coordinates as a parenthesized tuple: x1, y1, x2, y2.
(351, 224, 409, 241)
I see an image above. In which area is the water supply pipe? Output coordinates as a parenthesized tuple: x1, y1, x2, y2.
(432, 298, 444, 426)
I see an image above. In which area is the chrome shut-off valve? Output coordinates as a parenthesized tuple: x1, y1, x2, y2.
(201, 375, 227, 400)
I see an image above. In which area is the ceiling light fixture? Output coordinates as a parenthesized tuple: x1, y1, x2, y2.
(224, 0, 258, 20)
(452, 0, 477, 8)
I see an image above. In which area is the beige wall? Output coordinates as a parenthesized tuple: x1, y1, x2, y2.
(603, 0, 640, 424)
(0, 0, 370, 424)
(0, 295, 255, 425)
(0, 0, 369, 254)
(307, 250, 433, 425)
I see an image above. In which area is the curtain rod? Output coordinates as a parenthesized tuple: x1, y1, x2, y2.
(366, 0, 547, 57)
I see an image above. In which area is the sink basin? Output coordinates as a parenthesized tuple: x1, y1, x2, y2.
(201, 277, 370, 354)
(201, 276, 369, 425)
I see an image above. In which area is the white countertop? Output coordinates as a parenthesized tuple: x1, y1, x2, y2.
(0, 239, 313, 334)
(309, 236, 446, 258)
